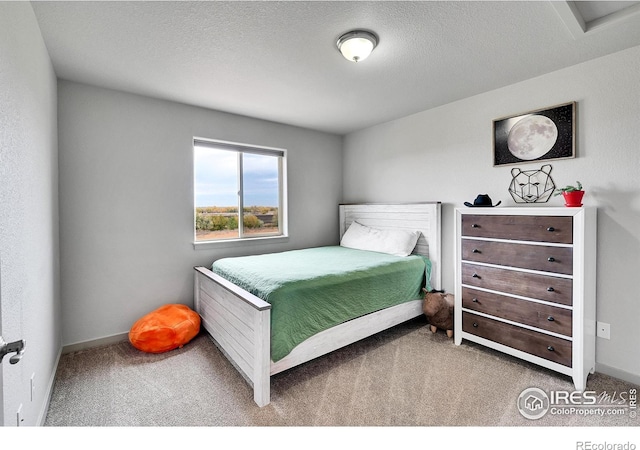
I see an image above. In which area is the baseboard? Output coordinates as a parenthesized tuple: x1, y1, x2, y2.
(62, 332, 129, 354)
(595, 362, 640, 386)
(38, 347, 62, 426)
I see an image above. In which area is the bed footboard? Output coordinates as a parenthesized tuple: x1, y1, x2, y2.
(194, 266, 271, 407)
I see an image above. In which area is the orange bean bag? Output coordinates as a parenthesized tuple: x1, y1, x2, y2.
(129, 304, 201, 353)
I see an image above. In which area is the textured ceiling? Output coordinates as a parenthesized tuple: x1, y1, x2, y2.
(31, 1, 640, 135)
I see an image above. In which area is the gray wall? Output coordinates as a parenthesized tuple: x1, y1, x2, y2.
(57, 81, 343, 346)
(343, 45, 640, 384)
(0, 2, 60, 426)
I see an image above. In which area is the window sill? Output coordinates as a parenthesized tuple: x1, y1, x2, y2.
(192, 234, 289, 250)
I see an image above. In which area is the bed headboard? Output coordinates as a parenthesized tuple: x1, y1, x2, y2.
(338, 202, 442, 291)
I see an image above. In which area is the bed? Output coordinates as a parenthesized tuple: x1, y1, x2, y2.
(193, 202, 442, 406)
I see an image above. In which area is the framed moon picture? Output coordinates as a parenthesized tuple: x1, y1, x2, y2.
(493, 101, 575, 166)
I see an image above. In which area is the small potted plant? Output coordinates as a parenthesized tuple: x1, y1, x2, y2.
(554, 181, 584, 207)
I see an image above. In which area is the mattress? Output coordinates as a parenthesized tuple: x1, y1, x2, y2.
(211, 246, 430, 362)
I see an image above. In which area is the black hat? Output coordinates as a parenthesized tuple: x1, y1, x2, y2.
(464, 194, 502, 207)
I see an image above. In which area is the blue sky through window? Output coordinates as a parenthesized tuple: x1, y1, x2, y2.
(195, 146, 279, 207)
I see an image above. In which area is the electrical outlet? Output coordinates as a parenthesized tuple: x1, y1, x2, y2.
(30, 373, 35, 402)
(16, 403, 23, 427)
(597, 321, 611, 339)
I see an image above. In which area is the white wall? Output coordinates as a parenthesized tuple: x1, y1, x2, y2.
(57, 81, 343, 347)
(0, 2, 60, 426)
(343, 45, 640, 384)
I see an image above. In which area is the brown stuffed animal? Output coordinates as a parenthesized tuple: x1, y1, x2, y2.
(422, 288, 454, 338)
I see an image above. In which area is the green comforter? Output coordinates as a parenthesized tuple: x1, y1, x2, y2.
(211, 246, 430, 362)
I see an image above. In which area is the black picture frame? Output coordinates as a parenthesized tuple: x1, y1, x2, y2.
(493, 101, 575, 167)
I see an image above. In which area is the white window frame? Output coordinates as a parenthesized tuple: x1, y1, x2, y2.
(193, 137, 288, 247)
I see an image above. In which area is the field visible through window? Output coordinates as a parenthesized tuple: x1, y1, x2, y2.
(195, 206, 279, 241)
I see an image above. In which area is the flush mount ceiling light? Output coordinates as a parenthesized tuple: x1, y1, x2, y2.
(336, 30, 378, 62)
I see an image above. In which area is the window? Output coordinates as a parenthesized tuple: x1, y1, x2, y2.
(193, 138, 286, 242)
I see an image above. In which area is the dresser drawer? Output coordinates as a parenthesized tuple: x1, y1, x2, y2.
(461, 239, 573, 275)
(462, 287, 572, 336)
(462, 215, 573, 244)
(462, 263, 573, 306)
(462, 312, 572, 367)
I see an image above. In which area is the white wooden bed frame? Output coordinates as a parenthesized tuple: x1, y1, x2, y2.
(193, 202, 442, 406)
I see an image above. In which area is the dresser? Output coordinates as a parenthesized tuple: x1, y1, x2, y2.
(454, 207, 597, 390)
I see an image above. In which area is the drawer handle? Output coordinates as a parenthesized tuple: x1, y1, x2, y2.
(471, 224, 479, 228)
(472, 298, 479, 303)
(473, 322, 478, 328)
(547, 257, 555, 262)
(547, 287, 555, 292)
(547, 316, 555, 322)
(473, 249, 481, 253)
(547, 227, 555, 232)
(547, 346, 555, 352)
(472, 273, 480, 278)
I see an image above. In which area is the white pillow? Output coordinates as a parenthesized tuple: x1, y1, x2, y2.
(340, 221, 420, 257)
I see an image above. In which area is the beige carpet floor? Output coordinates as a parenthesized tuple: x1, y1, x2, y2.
(44, 317, 638, 431)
